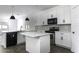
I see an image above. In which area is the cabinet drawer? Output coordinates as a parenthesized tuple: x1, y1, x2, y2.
(55, 32, 63, 45)
(55, 32, 71, 48)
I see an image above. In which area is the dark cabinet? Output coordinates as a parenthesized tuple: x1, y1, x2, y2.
(6, 32, 17, 47)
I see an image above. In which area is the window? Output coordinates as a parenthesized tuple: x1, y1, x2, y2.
(0, 25, 1, 29)
(1, 25, 8, 29)
(25, 25, 29, 30)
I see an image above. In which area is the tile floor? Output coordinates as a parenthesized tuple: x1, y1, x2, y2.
(50, 45, 72, 53)
(0, 43, 72, 53)
(0, 43, 27, 53)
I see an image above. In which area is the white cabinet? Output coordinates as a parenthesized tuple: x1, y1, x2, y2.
(0, 33, 6, 48)
(56, 6, 71, 24)
(25, 35, 50, 53)
(62, 33, 71, 48)
(56, 6, 65, 24)
(17, 32, 25, 44)
(64, 6, 71, 24)
(36, 6, 71, 26)
(36, 7, 57, 26)
(42, 7, 57, 25)
(55, 32, 63, 46)
(36, 12, 48, 26)
(55, 32, 71, 48)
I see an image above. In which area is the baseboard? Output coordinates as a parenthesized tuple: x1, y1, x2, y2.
(17, 42, 25, 45)
(55, 44, 71, 50)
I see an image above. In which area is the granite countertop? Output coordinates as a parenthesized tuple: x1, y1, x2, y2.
(20, 32, 51, 37)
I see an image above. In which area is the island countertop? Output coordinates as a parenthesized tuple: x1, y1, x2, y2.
(20, 32, 51, 37)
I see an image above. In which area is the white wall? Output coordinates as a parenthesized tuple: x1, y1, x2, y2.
(0, 6, 28, 31)
(35, 25, 71, 32)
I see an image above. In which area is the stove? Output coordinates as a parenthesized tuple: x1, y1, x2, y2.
(45, 27, 59, 45)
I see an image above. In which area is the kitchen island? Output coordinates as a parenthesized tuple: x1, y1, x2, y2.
(21, 32, 50, 53)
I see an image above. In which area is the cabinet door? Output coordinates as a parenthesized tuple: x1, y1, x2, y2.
(0, 33, 3, 45)
(64, 6, 71, 24)
(57, 6, 64, 24)
(47, 8, 57, 18)
(55, 32, 63, 45)
(57, 6, 71, 24)
(42, 11, 48, 25)
(63, 33, 71, 48)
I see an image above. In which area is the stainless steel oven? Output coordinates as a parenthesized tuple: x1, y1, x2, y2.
(45, 27, 59, 45)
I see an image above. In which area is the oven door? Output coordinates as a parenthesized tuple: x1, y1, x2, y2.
(50, 33, 55, 45)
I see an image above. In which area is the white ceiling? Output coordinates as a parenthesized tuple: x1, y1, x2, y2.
(0, 5, 57, 22)
(0, 5, 57, 15)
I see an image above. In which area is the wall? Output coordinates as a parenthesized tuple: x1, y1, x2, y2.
(0, 6, 28, 31)
(35, 25, 71, 32)
(59, 25, 71, 32)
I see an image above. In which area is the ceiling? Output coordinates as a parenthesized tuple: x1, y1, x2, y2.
(0, 5, 57, 21)
(0, 5, 57, 15)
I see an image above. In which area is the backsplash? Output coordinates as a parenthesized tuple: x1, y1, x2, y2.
(35, 24, 71, 32)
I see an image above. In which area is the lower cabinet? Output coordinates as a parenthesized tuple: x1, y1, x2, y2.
(25, 35, 50, 53)
(55, 32, 71, 49)
(0, 32, 17, 48)
(0, 33, 6, 48)
(0, 32, 25, 48)
(17, 32, 25, 44)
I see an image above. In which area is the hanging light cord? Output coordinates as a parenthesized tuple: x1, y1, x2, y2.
(10, 6, 15, 19)
(11, 6, 14, 16)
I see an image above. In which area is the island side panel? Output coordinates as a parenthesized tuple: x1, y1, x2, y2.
(40, 35, 50, 53)
(25, 36, 40, 53)
(0, 33, 6, 48)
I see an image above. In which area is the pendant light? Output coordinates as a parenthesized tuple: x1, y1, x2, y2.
(25, 17, 29, 21)
(10, 6, 15, 19)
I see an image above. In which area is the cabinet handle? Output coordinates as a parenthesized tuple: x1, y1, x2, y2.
(72, 32, 75, 34)
(63, 19, 65, 23)
(61, 37, 63, 40)
(43, 21, 44, 25)
(13, 35, 15, 37)
(61, 33, 63, 35)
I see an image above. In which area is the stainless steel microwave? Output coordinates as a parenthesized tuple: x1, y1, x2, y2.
(48, 18, 57, 25)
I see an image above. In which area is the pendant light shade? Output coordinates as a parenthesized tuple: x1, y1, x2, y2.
(10, 6, 15, 19)
(10, 15, 15, 19)
(25, 17, 29, 21)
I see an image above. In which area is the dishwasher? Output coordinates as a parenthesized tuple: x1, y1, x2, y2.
(6, 32, 17, 47)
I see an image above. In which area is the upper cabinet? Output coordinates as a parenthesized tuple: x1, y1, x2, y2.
(47, 7, 57, 18)
(30, 5, 71, 26)
(56, 6, 64, 24)
(57, 6, 71, 24)
(36, 7, 57, 26)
